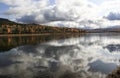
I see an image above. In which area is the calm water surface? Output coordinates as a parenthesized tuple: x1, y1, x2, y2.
(0, 33, 120, 78)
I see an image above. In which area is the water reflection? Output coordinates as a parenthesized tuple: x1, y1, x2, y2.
(0, 33, 120, 78)
(0, 34, 84, 52)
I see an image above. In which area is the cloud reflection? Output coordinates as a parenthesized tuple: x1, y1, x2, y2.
(0, 34, 120, 78)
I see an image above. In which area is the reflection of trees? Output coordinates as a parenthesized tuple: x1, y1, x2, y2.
(107, 67, 120, 78)
(0, 34, 85, 52)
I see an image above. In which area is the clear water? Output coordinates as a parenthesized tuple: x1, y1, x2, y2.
(0, 33, 120, 78)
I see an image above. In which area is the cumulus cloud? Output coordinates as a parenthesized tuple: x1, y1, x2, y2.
(105, 12, 120, 20)
(1, 0, 120, 29)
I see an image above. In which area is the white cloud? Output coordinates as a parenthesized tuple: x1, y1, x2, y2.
(99, 0, 120, 15)
(1, 0, 120, 29)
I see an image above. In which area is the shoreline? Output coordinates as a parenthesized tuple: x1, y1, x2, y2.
(0, 33, 51, 37)
(0, 33, 86, 37)
(0, 33, 120, 37)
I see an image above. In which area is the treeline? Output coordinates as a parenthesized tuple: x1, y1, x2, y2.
(0, 18, 86, 34)
(0, 24, 86, 34)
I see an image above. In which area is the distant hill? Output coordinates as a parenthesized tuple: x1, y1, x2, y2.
(0, 18, 17, 25)
(87, 27, 120, 33)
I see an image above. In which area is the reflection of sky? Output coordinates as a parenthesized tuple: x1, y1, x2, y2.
(0, 34, 120, 78)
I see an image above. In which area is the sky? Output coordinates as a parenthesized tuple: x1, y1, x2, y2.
(0, 3, 9, 18)
(0, 0, 120, 29)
